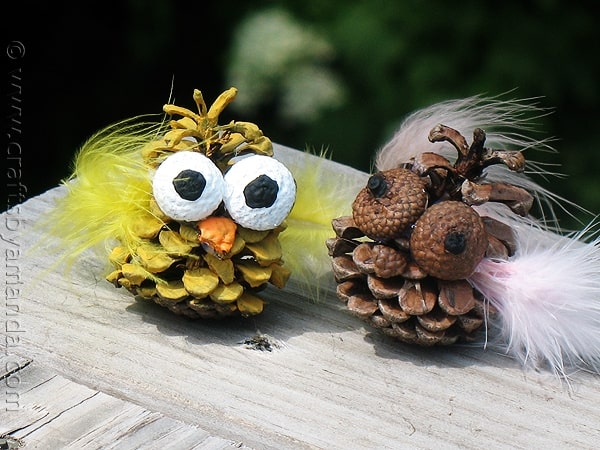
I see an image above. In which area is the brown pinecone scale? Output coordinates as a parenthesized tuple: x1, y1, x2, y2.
(328, 216, 491, 345)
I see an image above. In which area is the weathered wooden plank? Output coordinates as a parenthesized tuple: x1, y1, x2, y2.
(0, 362, 245, 449)
(1, 144, 600, 449)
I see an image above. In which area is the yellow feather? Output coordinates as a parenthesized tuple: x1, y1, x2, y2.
(273, 144, 369, 298)
(42, 116, 168, 271)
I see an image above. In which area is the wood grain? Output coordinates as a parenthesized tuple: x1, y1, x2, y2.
(1, 144, 599, 449)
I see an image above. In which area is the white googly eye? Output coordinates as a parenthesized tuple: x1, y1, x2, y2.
(223, 155, 296, 231)
(152, 151, 225, 222)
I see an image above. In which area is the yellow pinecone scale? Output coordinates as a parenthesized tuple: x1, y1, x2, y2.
(106, 217, 290, 319)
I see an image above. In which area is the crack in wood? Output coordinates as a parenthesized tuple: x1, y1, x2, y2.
(17, 392, 101, 439)
(0, 356, 32, 381)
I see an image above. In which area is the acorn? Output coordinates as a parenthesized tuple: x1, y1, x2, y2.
(352, 168, 428, 241)
(410, 201, 488, 280)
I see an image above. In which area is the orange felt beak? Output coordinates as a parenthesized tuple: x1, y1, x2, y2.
(197, 216, 237, 257)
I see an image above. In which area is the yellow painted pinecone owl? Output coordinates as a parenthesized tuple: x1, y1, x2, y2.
(105, 88, 297, 318)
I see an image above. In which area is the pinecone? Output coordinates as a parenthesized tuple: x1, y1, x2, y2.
(328, 125, 528, 346)
(104, 88, 295, 319)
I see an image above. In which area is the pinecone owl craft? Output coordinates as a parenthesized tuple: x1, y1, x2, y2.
(326, 96, 600, 379)
(329, 124, 525, 345)
(46, 88, 296, 318)
(43, 88, 600, 380)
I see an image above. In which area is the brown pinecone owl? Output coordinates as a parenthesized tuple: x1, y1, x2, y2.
(328, 124, 532, 345)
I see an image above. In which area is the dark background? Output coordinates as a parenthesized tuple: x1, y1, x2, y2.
(3, 0, 599, 229)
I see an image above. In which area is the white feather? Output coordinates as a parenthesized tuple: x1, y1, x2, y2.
(374, 94, 583, 225)
(375, 93, 554, 170)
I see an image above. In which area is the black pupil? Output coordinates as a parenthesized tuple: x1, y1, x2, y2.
(244, 174, 279, 208)
(173, 169, 206, 201)
(367, 174, 387, 197)
(444, 232, 467, 255)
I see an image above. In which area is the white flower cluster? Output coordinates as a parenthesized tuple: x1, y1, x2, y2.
(226, 8, 346, 124)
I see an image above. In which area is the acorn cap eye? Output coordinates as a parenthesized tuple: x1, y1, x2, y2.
(410, 201, 488, 280)
(224, 155, 296, 231)
(352, 168, 428, 240)
(152, 151, 225, 222)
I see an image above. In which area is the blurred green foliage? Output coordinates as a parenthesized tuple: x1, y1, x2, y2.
(4, 0, 599, 228)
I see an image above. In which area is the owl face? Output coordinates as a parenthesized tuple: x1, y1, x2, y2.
(152, 151, 296, 255)
(351, 167, 488, 281)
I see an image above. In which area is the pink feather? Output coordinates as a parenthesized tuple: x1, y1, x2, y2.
(469, 215, 600, 379)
